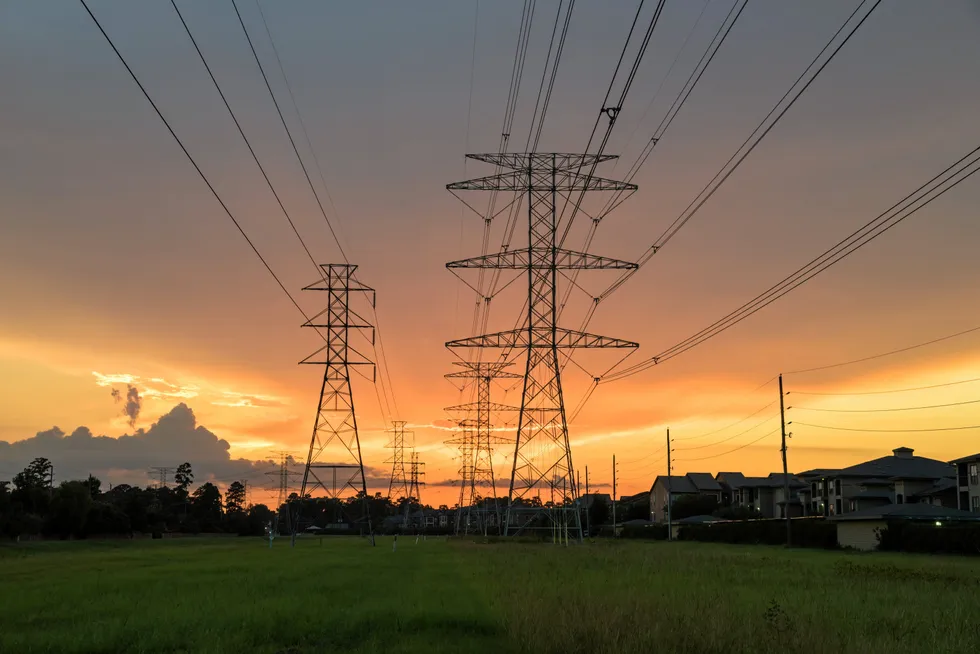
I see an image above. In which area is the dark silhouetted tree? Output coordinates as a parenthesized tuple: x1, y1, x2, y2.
(174, 462, 194, 498)
(46, 481, 93, 538)
(83, 474, 102, 499)
(224, 481, 246, 514)
(190, 482, 222, 531)
(589, 497, 610, 526)
(12, 457, 54, 514)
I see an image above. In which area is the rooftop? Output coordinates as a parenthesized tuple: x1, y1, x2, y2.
(835, 448, 954, 481)
(830, 502, 980, 522)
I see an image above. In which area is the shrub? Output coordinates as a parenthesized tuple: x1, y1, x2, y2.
(877, 521, 980, 555)
(678, 518, 837, 549)
(620, 523, 668, 540)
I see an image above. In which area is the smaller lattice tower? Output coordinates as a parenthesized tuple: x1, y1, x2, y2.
(406, 450, 425, 529)
(386, 420, 411, 502)
(445, 361, 520, 535)
(265, 451, 300, 535)
(292, 263, 376, 547)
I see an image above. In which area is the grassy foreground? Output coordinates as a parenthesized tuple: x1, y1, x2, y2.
(1, 536, 978, 653)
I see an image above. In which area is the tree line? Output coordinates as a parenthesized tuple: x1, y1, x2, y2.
(0, 457, 273, 539)
(0, 457, 455, 540)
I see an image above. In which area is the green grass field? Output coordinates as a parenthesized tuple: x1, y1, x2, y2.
(2, 536, 978, 653)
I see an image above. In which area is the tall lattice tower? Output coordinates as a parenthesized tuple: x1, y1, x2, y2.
(444, 420, 476, 534)
(386, 420, 411, 501)
(406, 450, 425, 528)
(292, 263, 376, 546)
(445, 361, 520, 535)
(266, 451, 299, 535)
(446, 154, 639, 540)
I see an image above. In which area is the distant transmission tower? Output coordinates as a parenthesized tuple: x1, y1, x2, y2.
(148, 466, 175, 489)
(444, 420, 476, 534)
(266, 451, 299, 535)
(445, 361, 520, 535)
(292, 263, 376, 547)
(386, 420, 412, 502)
(446, 153, 639, 540)
(406, 450, 425, 529)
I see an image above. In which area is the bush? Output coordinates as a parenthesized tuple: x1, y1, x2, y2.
(85, 502, 132, 536)
(877, 521, 980, 555)
(620, 523, 668, 540)
(678, 518, 837, 549)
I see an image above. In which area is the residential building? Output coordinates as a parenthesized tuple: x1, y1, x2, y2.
(951, 453, 980, 513)
(649, 473, 721, 522)
(829, 503, 980, 551)
(715, 472, 805, 518)
(798, 447, 954, 517)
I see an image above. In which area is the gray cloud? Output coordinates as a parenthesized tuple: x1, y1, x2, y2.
(110, 384, 142, 428)
(0, 404, 395, 495)
(0, 404, 274, 488)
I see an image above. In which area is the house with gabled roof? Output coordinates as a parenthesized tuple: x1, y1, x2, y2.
(648, 473, 721, 522)
(798, 447, 955, 517)
(715, 472, 806, 518)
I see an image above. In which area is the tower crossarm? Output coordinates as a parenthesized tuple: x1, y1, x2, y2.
(443, 401, 521, 413)
(446, 328, 639, 349)
(448, 170, 637, 192)
(463, 152, 618, 170)
(447, 247, 637, 270)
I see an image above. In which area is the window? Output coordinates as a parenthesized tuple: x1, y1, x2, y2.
(970, 463, 979, 486)
(811, 482, 817, 496)
(972, 496, 980, 513)
(896, 494, 904, 504)
(834, 479, 841, 495)
(835, 499, 842, 515)
(848, 500, 856, 512)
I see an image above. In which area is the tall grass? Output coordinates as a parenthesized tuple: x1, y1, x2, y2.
(1, 537, 978, 653)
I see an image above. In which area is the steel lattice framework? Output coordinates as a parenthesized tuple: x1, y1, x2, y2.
(445, 362, 520, 535)
(292, 264, 375, 546)
(386, 420, 411, 501)
(446, 153, 639, 540)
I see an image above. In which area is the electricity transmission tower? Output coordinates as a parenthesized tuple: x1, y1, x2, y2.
(386, 420, 412, 502)
(292, 263, 376, 546)
(445, 361, 520, 535)
(148, 466, 175, 489)
(446, 153, 638, 540)
(406, 450, 425, 529)
(266, 451, 300, 535)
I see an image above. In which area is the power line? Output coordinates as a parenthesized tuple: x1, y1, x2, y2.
(795, 422, 980, 433)
(784, 325, 980, 375)
(245, 0, 401, 423)
(168, 0, 319, 276)
(603, 142, 980, 382)
(600, 0, 879, 301)
(790, 377, 980, 397)
(231, 0, 348, 263)
(77, 0, 313, 325)
(792, 398, 980, 413)
(671, 399, 777, 442)
(675, 427, 780, 462)
(553, 0, 746, 382)
(674, 414, 778, 451)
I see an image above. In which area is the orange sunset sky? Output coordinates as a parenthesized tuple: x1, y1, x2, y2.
(2, 1, 980, 507)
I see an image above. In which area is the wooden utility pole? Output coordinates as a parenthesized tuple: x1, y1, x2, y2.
(612, 454, 617, 535)
(779, 374, 792, 547)
(584, 465, 591, 537)
(666, 428, 672, 541)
